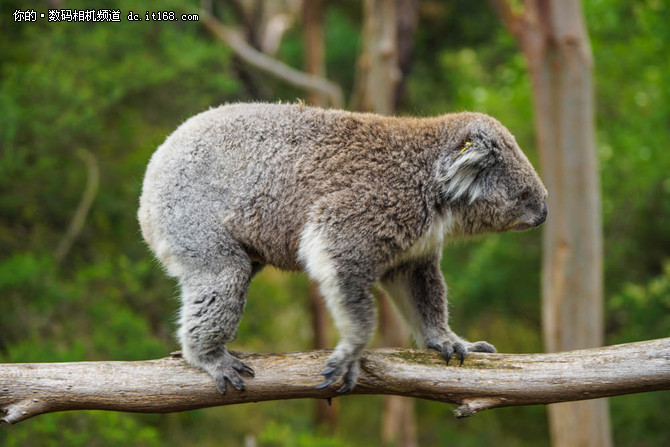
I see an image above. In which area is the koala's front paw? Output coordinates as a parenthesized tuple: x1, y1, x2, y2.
(198, 350, 255, 394)
(315, 351, 361, 394)
(428, 340, 496, 366)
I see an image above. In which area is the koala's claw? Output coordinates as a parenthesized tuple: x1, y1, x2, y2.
(315, 354, 360, 393)
(429, 340, 494, 366)
(337, 382, 353, 394)
(215, 370, 245, 394)
(206, 353, 255, 394)
(453, 342, 467, 366)
(234, 360, 255, 378)
(320, 366, 337, 377)
(428, 341, 456, 365)
(315, 374, 337, 390)
(336, 362, 360, 394)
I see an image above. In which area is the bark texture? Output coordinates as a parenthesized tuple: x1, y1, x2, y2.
(2, 338, 668, 425)
(351, 0, 401, 114)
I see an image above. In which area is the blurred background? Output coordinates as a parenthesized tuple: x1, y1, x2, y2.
(1, 0, 668, 446)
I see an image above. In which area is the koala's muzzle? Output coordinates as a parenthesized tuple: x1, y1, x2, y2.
(534, 199, 548, 227)
(510, 199, 547, 231)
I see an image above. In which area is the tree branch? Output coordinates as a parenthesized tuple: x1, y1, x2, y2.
(199, 9, 345, 109)
(54, 148, 99, 264)
(2, 338, 668, 424)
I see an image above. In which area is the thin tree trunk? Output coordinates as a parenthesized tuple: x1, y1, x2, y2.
(351, 0, 401, 114)
(393, 0, 420, 109)
(492, 1, 610, 446)
(533, 3, 609, 445)
(303, 0, 328, 107)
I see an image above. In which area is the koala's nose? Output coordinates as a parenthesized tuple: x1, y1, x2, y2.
(534, 199, 548, 227)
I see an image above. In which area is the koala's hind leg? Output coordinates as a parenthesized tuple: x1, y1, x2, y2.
(176, 248, 256, 394)
(380, 257, 496, 366)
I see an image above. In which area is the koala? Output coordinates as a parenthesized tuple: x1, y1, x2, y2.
(138, 102, 547, 394)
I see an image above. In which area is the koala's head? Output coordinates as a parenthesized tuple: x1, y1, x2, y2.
(436, 113, 548, 236)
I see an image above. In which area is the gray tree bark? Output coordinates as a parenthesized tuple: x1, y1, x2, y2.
(492, 1, 610, 445)
(351, 0, 401, 114)
(2, 338, 668, 425)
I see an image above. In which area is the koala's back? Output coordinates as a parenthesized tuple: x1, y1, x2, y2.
(139, 103, 439, 276)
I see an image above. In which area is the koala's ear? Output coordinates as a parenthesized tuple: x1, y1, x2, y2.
(436, 135, 496, 203)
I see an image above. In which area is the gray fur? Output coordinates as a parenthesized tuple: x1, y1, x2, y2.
(138, 102, 547, 393)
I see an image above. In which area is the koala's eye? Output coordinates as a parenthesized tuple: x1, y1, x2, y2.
(519, 190, 530, 201)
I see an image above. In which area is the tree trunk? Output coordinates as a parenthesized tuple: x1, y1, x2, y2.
(492, 1, 610, 446)
(302, 0, 328, 107)
(351, 0, 401, 114)
(393, 0, 420, 109)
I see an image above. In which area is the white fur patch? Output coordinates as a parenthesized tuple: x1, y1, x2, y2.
(155, 239, 185, 278)
(439, 149, 487, 203)
(466, 180, 485, 204)
(393, 211, 456, 266)
(139, 203, 185, 278)
(298, 223, 354, 336)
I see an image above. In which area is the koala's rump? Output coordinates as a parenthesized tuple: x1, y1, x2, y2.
(139, 104, 340, 273)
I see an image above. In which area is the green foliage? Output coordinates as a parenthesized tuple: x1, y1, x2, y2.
(258, 421, 350, 447)
(2, 412, 161, 447)
(608, 259, 670, 343)
(1, 0, 668, 445)
(585, 0, 670, 293)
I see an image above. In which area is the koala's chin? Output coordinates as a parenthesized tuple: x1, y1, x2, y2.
(508, 216, 547, 232)
(510, 222, 533, 232)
